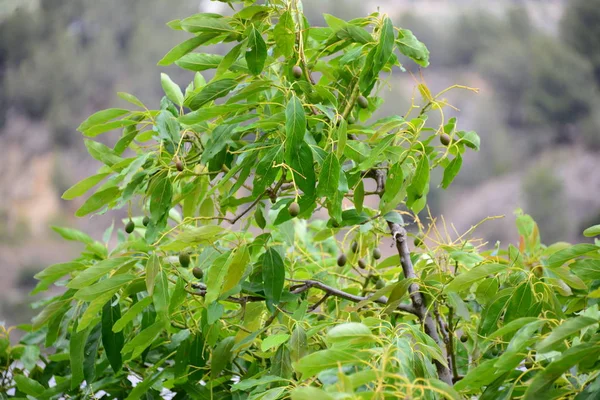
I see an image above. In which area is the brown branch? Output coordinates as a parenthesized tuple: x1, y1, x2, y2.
(370, 169, 454, 386)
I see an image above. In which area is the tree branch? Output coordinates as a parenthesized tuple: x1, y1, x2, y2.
(371, 169, 454, 386)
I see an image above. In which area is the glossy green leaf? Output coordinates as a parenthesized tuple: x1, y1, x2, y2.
(211, 336, 235, 378)
(274, 11, 295, 57)
(68, 257, 131, 289)
(261, 248, 285, 305)
(160, 73, 184, 106)
(316, 153, 340, 199)
(181, 14, 233, 34)
(536, 316, 598, 353)
(14, 375, 45, 397)
(146, 254, 160, 296)
(441, 155, 462, 189)
(102, 297, 124, 372)
(158, 33, 219, 66)
(584, 224, 600, 237)
(185, 78, 238, 110)
(121, 321, 164, 360)
(547, 244, 598, 268)
(62, 173, 111, 200)
(70, 320, 92, 389)
(246, 26, 267, 75)
(261, 333, 290, 352)
(284, 95, 306, 158)
(444, 263, 505, 293)
(293, 348, 371, 378)
(396, 28, 429, 67)
(78, 108, 129, 132)
(74, 274, 135, 301)
(113, 296, 153, 333)
(75, 186, 120, 217)
(85, 139, 124, 166)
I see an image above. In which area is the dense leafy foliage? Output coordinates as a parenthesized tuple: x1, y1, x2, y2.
(2, 1, 600, 399)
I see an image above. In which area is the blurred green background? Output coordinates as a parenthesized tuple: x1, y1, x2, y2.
(0, 0, 599, 328)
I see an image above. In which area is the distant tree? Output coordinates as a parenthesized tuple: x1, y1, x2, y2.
(561, 0, 600, 87)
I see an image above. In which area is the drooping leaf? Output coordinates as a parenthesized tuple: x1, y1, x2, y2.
(396, 28, 430, 67)
(161, 73, 184, 107)
(284, 95, 306, 158)
(536, 316, 598, 353)
(274, 11, 295, 57)
(102, 297, 124, 372)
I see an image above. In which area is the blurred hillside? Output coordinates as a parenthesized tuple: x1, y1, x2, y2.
(0, 0, 599, 327)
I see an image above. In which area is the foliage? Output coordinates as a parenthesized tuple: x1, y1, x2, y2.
(2, 1, 600, 399)
(562, 0, 600, 88)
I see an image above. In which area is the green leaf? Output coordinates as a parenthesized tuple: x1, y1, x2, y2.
(216, 41, 245, 76)
(113, 296, 153, 333)
(584, 224, 600, 237)
(289, 325, 308, 363)
(293, 348, 371, 378)
(547, 244, 599, 268)
(222, 245, 250, 294)
(232, 375, 288, 392)
(336, 119, 347, 159)
(380, 162, 405, 214)
(292, 387, 335, 400)
(373, 17, 394, 73)
(406, 154, 430, 213)
(85, 140, 123, 167)
(354, 179, 365, 213)
(153, 271, 170, 321)
(75, 186, 120, 217)
(34, 262, 86, 291)
(523, 343, 600, 399)
(158, 34, 219, 66)
(284, 95, 306, 158)
(102, 297, 124, 372)
(261, 333, 290, 352)
(253, 144, 284, 195)
(287, 141, 316, 198)
(444, 263, 506, 293)
(456, 130, 480, 151)
(146, 254, 160, 296)
(149, 175, 173, 224)
(14, 375, 45, 397)
(271, 345, 293, 379)
(357, 134, 395, 171)
(246, 26, 267, 75)
(503, 282, 533, 324)
(83, 322, 102, 383)
(62, 173, 111, 200)
(52, 226, 95, 245)
(536, 316, 598, 353)
(571, 259, 600, 280)
(78, 108, 129, 132)
(487, 317, 540, 341)
(68, 257, 131, 289)
(201, 124, 236, 163)
(181, 14, 233, 34)
(211, 336, 235, 378)
(70, 320, 92, 389)
(274, 11, 295, 57)
(185, 78, 238, 110)
(74, 274, 135, 301)
(441, 155, 462, 189)
(262, 248, 285, 305)
(396, 29, 430, 67)
(326, 322, 374, 346)
(160, 73, 184, 107)
(83, 119, 140, 137)
(122, 321, 164, 360)
(205, 251, 233, 304)
(117, 92, 145, 108)
(78, 290, 115, 332)
(124, 370, 165, 400)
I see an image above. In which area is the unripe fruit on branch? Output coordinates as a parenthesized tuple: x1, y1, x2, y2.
(125, 220, 135, 234)
(357, 95, 369, 109)
(348, 116, 356, 125)
(533, 266, 543, 278)
(179, 252, 190, 268)
(440, 134, 451, 146)
(460, 334, 468, 343)
(192, 267, 204, 279)
(142, 216, 150, 227)
(358, 259, 367, 269)
(373, 248, 381, 260)
(292, 65, 303, 79)
(351, 241, 358, 253)
(175, 158, 184, 172)
(288, 202, 300, 218)
(375, 279, 385, 289)
(337, 254, 347, 267)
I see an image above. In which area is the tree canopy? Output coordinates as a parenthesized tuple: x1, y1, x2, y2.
(1, 1, 600, 399)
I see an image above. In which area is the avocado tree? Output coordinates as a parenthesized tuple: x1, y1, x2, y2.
(2, 1, 600, 399)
